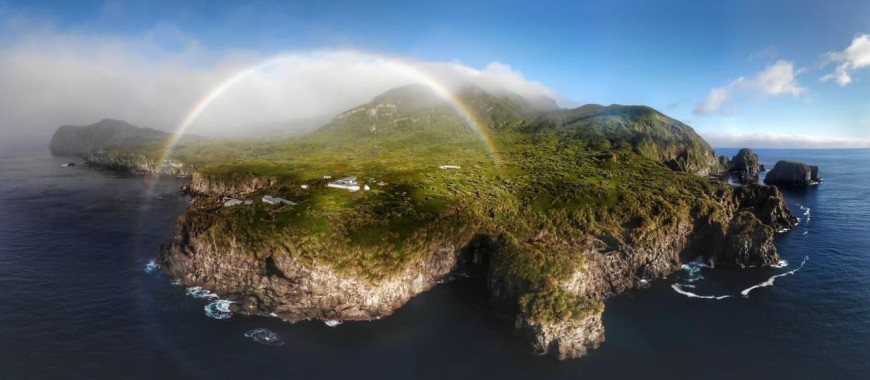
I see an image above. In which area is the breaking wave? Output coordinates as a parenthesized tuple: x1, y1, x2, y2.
(143, 260, 159, 274)
(671, 284, 731, 300)
(204, 300, 234, 319)
(324, 320, 342, 327)
(186, 286, 218, 299)
(681, 262, 706, 283)
(244, 328, 285, 346)
(741, 256, 809, 298)
(672, 256, 806, 300)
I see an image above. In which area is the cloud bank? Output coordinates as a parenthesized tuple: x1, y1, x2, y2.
(0, 18, 564, 142)
(702, 131, 870, 149)
(695, 60, 805, 115)
(821, 33, 870, 86)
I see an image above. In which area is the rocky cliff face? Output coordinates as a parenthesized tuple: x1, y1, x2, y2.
(188, 172, 277, 196)
(160, 226, 461, 321)
(84, 152, 192, 176)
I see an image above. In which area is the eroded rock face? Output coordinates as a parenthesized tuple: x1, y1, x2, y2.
(189, 172, 277, 196)
(517, 313, 605, 360)
(764, 160, 821, 186)
(159, 232, 460, 322)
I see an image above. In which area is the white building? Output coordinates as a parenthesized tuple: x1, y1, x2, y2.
(327, 176, 362, 192)
(439, 165, 461, 170)
(262, 195, 296, 206)
(222, 197, 244, 207)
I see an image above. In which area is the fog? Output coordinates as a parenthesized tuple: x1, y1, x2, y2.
(703, 132, 870, 149)
(0, 24, 566, 143)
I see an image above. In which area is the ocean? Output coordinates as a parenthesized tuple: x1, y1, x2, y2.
(1, 144, 867, 379)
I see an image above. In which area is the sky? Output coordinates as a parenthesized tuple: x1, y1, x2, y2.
(0, 0, 868, 147)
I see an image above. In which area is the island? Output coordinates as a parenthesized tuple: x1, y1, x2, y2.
(764, 160, 822, 186)
(50, 84, 797, 360)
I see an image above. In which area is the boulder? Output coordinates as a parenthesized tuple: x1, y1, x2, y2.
(763, 160, 821, 186)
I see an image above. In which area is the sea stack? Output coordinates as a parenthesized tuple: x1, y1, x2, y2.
(763, 160, 821, 186)
(728, 148, 761, 184)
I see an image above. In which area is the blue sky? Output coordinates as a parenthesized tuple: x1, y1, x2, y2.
(1, 0, 869, 147)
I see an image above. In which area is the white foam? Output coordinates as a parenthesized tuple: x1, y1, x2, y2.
(681, 264, 705, 282)
(671, 284, 731, 300)
(186, 286, 218, 299)
(802, 231, 808, 235)
(740, 256, 808, 298)
(771, 260, 789, 269)
(143, 260, 159, 274)
(244, 328, 284, 346)
(324, 320, 342, 327)
(170, 279, 182, 286)
(204, 300, 234, 319)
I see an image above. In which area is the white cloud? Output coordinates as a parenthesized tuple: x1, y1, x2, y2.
(821, 34, 870, 86)
(0, 17, 565, 142)
(695, 60, 806, 115)
(702, 131, 870, 149)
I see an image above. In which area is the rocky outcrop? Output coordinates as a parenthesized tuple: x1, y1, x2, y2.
(50, 119, 168, 156)
(160, 220, 464, 322)
(489, 183, 796, 358)
(84, 151, 192, 176)
(49, 119, 196, 176)
(517, 312, 605, 360)
(764, 160, 821, 186)
(728, 148, 761, 184)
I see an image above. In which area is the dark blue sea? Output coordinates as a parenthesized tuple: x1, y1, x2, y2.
(1, 144, 868, 379)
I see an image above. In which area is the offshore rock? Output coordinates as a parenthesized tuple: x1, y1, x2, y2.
(728, 148, 761, 184)
(763, 160, 821, 186)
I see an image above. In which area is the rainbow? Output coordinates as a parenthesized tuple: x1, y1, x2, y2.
(156, 51, 500, 168)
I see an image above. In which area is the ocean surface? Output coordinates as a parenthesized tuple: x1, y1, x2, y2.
(0, 144, 867, 379)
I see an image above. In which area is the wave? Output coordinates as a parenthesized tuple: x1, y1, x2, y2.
(186, 286, 218, 299)
(324, 320, 342, 327)
(671, 284, 731, 300)
(740, 256, 808, 298)
(143, 260, 159, 274)
(680, 263, 705, 283)
(771, 260, 788, 269)
(204, 300, 234, 319)
(244, 328, 284, 346)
